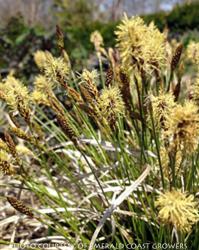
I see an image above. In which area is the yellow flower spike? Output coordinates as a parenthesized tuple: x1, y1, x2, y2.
(98, 86, 125, 128)
(0, 150, 15, 175)
(164, 101, 199, 153)
(31, 90, 50, 106)
(0, 139, 9, 152)
(155, 190, 199, 232)
(44, 52, 69, 83)
(115, 14, 166, 74)
(80, 69, 99, 103)
(34, 50, 48, 69)
(34, 75, 53, 93)
(0, 149, 10, 162)
(90, 31, 104, 51)
(34, 50, 69, 83)
(16, 145, 35, 158)
(150, 92, 176, 129)
(192, 74, 199, 106)
(187, 41, 199, 65)
(0, 75, 30, 113)
(81, 69, 98, 84)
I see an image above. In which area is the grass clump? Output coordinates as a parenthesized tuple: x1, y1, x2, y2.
(0, 15, 199, 250)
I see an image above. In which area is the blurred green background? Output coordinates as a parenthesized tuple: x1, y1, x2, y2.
(0, 0, 199, 81)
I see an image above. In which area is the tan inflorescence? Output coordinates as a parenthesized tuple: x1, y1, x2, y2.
(164, 101, 199, 153)
(98, 86, 125, 128)
(34, 50, 69, 83)
(7, 196, 34, 217)
(150, 92, 176, 129)
(192, 74, 199, 106)
(155, 190, 199, 232)
(187, 41, 199, 65)
(115, 14, 166, 74)
(0, 75, 30, 115)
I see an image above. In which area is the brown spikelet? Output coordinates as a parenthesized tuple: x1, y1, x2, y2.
(67, 87, 83, 103)
(171, 44, 183, 71)
(79, 103, 100, 122)
(173, 80, 181, 102)
(80, 82, 98, 103)
(119, 69, 132, 113)
(17, 96, 30, 123)
(109, 115, 117, 130)
(56, 25, 64, 50)
(4, 132, 17, 157)
(105, 67, 114, 87)
(9, 127, 31, 141)
(56, 113, 77, 144)
(0, 161, 15, 175)
(49, 96, 65, 116)
(7, 196, 34, 217)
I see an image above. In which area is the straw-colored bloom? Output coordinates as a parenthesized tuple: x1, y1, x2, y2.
(164, 101, 199, 153)
(0, 75, 30, 112)
(16, 145, 35, 158)
(31, 90, 50, 106)
(187, 41, 199, 65)
(34, 75, 53, 93)
(192, 74, 199, 106)
(44, 53, 69, 83)
(115, 15, 166, 74)
(80, 69, 99, 103)
(34, 51, 69, 83)
(155, 190, 199, 232)
(0, 150, 14, 175)
(90, 31, 104, 52)
(81, 69, 98, 83)
(98, 86, 125, 127)
(150, 92, 176, 129)
(34, 50, 48, 69)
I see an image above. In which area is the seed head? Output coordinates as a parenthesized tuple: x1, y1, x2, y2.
(115, 15, 166, 74)
(155, 190, 199, 232)
(34, 50, 48, 69)
(105, 68, 114, 87)
(9, 127, 32, 141)
(56, 113, 78, 145)
(44, 52, 69, 83)
(150, 92, 176, 129)
(31, 90, 50, 106)
(119, 68, 132, 113)
(80, 69, 99, 103)
(0, 139, 9, 152)
(171, 44, 183, 71)
(34, 75, 54, 93)
(187, 42, 199, 65)
(192, 74, 199, 106)
(0, 150, 15, 175)
(90, 31, 104, 52)
(67, 87, 83, 103)
(164, 101, 199, 153)
(4, 132, 17, 158)
(34, 51, 69, 83)
(98, 86, 125, 128)
(7, 196, 34, 217)
(0, 75, 30, 113)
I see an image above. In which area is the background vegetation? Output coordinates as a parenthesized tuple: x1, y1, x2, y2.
(0, 1, 199, 81)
